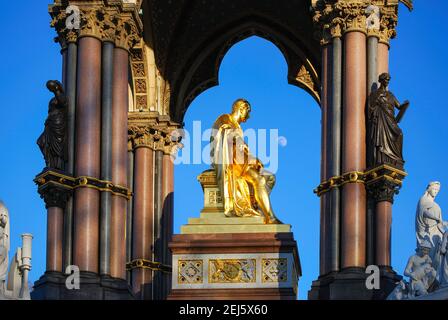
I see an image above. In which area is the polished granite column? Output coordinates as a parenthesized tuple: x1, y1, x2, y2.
(131, 131, 155, 299)
(73, 36, 102, 273)
(341, 31, 367, 270)
(110, 47, 129, 280)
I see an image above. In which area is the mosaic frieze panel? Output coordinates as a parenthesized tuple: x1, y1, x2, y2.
(209, 259, 256, 283)
(178, 260, 203, 284)
(262, 258, 288, 283)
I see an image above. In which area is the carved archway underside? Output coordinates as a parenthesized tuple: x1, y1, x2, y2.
(178, 24, 321, 123)
(143, 0, 321, 124)
(172, 19, 321, 123)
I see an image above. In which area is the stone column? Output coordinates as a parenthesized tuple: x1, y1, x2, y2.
(161, 152, 174, 297)
(100, 40, 114, 276)
(366, 26, 379, 267)
(110, 46, 130, 280)
(126, 138, 134, 285)
(40, 189, 71, 272)
(376, 201, 391, 266)
(129, 126, 155, 299)
(73, 36, 102, 273)
(33, 2, 141, 300)
(47, 207, 64, 272)
(341, 28, 367, 269)
(329, 26, 342, 274)
(153, 145, 164, 299)
(63, 34, 78, 270)
(319, 42, 330, 276)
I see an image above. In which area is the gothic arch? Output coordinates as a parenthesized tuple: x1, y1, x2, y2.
(169, 15, 321, 123)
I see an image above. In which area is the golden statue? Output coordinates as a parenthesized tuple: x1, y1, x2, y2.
(210, 99, 282, 224)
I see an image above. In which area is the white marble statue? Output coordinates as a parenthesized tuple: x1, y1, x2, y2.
(387, 280, 410, 300)
(404, 240, 437, 297)
(438, 231, 448, 286)
(0, 201, 32, 300)
(0, 201, 10, 296)
(415, 182, 447, 271)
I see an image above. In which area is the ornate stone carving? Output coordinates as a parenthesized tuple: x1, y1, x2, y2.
(262, 258, 288, 283)
(311, 0, 409, 45)
(378, 6, 398, 45)
(128, 125, 154, 149)
(366, 179, 400, 204)
(178, 260, 203, 284)
(49, 2, 142, 51)
(39, 185, 72, 209)
(130, 43, 150, 111)
(296, 65, 320, 102)
(128, 112, 182, 154)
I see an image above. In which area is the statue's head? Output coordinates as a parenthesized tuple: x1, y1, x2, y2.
(379, 73, 391, 88)
(417, 240, 432, 256)
(46, 80, 63, 94)
(426, 181, 441, 198)
(231, 99, 251, 123)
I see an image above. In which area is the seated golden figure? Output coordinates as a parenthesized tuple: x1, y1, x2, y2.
(210, 99, 282, 224)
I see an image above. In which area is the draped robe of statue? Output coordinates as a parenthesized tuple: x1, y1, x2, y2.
(37, 87, 67, 171)
(416, 193, 444, 270)
(368, 87, 404, 168)
(439, 232, 448, 286)
(210, 114, 273, 218)
(0, 202, 10, 294)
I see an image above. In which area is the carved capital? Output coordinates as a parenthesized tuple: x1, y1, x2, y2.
(35, 171, 73, 209)
(366, 179, 400, 203)
(49, 2, 142, 51)
(312, 1, 403, 44)
(128, 125, 154, 149)
(378, 6, 398, 45)
(364, 165, 407, 203)
(114, 14, 141, 51)
(40, 186, 72, 209)
(336, 1, 369, 35)
(128, 112, 183, 154)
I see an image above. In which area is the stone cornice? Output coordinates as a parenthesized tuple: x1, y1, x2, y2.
(49, 1, 142, 51)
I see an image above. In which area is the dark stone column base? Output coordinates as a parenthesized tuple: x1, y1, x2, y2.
(31, 271, 135, 300)
(308, 267, 402, 300)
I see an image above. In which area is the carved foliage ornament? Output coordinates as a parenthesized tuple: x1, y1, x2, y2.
(49, 5, 141, 51)
(128, 125, 183, 155)
(312, 1, 402, 45)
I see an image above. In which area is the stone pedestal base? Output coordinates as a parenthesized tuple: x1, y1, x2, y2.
(168, 232, 301, 300)
(308, 266, 401, 300)
(31, 271, 134, 300)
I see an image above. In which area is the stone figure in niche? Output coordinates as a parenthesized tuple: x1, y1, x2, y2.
(210, 99, 281, 224)
(404, 241, 437, 297)
(367, 73, 409, 169)
(37, 80, 67, 171)
(415, 181, 448, 271)
(0, 201, 9, 296)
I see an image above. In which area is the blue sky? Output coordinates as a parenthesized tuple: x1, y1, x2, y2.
(0, 2, 447, 299)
